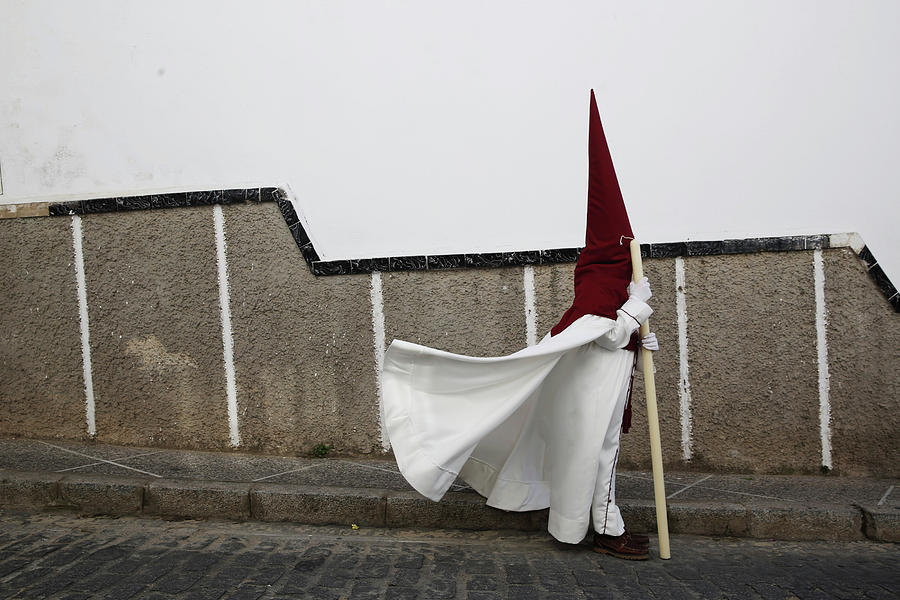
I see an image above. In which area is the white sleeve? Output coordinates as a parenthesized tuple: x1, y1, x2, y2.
(592, 297, 653, 350)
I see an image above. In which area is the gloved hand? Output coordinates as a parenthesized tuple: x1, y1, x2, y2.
(640, 332, 659, 351)
(628, 276, 652, 303)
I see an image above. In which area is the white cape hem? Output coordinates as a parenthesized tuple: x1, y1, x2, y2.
(383, 314, 623, 504)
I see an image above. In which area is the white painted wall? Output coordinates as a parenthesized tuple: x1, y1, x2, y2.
(2, 0, 898, 284)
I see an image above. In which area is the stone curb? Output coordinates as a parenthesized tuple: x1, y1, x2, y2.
(59, 473, 147, 516)
(859, 504, 900, 543)
(144, 479, 251, 521)
(250, 483, 386, 526)
(1, 469, 894, 542)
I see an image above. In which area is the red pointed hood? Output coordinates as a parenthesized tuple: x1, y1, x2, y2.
(551, 90, 634, 336)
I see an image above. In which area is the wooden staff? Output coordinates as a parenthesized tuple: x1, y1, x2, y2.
(629, 239, 671, 560)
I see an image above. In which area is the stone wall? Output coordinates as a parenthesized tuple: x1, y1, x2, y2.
(1, 191, 897, 477)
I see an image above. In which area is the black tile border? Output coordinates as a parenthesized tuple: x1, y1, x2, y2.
(48, 200, 85, 216)
(857, 245, 878, 270)
(427, 254, 466, 270)
(47, 187, 274, 216)
(43, 187, 897, 312)
(43, 186, 334, 273)
(864, 264, 898, 307)
(350, 258, 391, 274)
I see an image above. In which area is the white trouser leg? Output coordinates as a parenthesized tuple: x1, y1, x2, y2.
(591, 375, 631, 536)
(545, 345, 633, 543)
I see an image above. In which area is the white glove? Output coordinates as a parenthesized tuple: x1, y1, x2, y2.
(641, 332, 659, 351)
(628, 277, 652, 303)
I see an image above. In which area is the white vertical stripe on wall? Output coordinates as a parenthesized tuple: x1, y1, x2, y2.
(213, 205, 241, 447)
(370, 271, 389, 451)
(675, 256, 693, 461)
(523, 266, 537, 347)
(814, 248, 832, 469)
(71, 215, 97, 437)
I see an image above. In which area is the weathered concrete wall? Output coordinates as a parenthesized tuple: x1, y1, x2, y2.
(383, 268, 527, 358)
(533, 263, 575, 337)
(686, 252, 821, 473)
(225, 203, 380, 455)
(0, 202, 897, 477)
(825, 248, 900, 477)
(0, 218, 87, 440)
(81, 210, 231, 449)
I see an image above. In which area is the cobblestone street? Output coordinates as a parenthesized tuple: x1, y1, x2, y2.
(0, 511, 896, 600)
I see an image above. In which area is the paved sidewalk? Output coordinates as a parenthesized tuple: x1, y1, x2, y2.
(1, 437, 897, 543)
(1, 512, 898, 599)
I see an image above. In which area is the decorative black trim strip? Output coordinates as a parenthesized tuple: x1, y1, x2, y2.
(857, 247, 898, 311)
(43, 187, 896, 311)
(301, 233, 895, 312)
(858, 245, 877, 270)
(271, 191, 321, 269)
(427, 254, 466, 270)
(275, 192, 299, 228)
(299, 236, 833, 275)
(350, 258, 391, 274)
(47, 187, 274, 217)
(389, 256, 428, 272)
(311, 260, 351, 276)
(540, 248, 582, 264)
(464, 252, 507, 269)
(506, 251, 542, 266)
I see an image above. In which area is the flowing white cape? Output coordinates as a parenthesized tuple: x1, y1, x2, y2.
(382, 298, 651, 521)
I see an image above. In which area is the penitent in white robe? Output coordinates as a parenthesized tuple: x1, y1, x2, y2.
(382, 297, 652, 543)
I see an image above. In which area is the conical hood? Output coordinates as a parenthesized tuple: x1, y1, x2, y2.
(551, 90, 634, 336)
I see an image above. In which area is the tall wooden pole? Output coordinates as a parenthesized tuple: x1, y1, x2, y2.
(629, 239, 671, 559)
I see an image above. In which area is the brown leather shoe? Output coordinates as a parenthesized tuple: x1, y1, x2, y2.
(625, 528, 650, 546)
(596, 528, 650, 547)
(593, 531, 650, 560)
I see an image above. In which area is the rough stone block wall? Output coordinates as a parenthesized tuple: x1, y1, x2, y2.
(0, 197, 897, 477)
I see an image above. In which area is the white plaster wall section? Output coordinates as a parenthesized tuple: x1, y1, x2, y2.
(370, 271, 388, 451)
(813, 248, 832, 470)
(674, 256, 693, 461)
(523, 265, 538, 347)
(71, 215, 96, 437)
(2, 3, 899, 284)
(213, 204, 241, 447)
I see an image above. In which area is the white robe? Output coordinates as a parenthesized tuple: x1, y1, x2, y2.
(382, 297, 652, 543)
